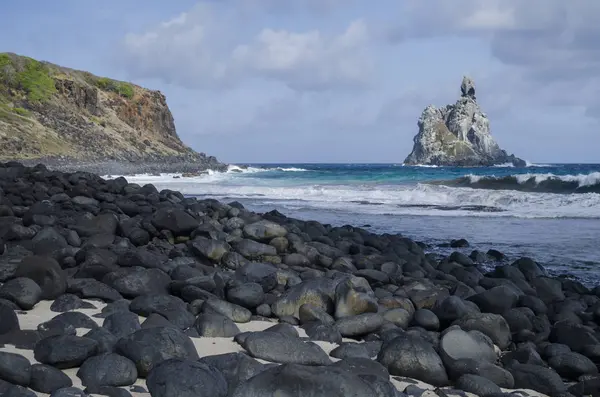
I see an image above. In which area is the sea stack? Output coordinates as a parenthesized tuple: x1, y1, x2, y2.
(404, 76, 525, 167)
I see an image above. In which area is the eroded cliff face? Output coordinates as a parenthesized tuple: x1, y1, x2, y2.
(0, 52, 221, 168)
(404, 77, 524, 167)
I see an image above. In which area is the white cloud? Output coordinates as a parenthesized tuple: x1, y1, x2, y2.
(121, 2, 372, 91)
(231, 20, 371, 90)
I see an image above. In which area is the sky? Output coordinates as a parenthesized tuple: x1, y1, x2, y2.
(2, 0, 599, 163)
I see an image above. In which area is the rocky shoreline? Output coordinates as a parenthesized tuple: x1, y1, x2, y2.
(0, 161, 598, 397)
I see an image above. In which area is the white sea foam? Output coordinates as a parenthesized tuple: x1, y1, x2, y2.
(466, 172, 600, 187)
(493, 163, 515, 168)
(112, 173, 600, 220)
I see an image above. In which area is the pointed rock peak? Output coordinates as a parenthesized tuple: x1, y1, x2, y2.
(460, 76, 476, 99)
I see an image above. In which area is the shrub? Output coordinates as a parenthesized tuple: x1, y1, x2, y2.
(12, 107, 29, 116)
(95, 77, 134, 98)
(17, 58, 57, 102)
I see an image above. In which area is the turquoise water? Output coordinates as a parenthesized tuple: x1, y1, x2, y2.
(123, 163, 600, 284)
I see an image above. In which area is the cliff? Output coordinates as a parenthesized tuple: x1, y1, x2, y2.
(404, 77, 525, 167)
(0, 52, 224, 171)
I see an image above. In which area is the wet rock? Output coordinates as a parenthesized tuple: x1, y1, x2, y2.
(467, 285, 520, 314)
(188, 237, 230, 263)
(334, 278, 378, 319)
(412, 309, 440, 331)
(440, 328, 497, 367)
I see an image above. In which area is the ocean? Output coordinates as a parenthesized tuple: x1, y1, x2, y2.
(121, 163, 600, 285)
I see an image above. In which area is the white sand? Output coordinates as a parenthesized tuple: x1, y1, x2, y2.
(0, 299, 550, 397)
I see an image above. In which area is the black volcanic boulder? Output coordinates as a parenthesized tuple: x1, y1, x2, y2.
(377, 334, 449, 386)
(129, 294, 195, 329)
(0, 277, 42, 309)
(146, 358, 228, 397)
(76, 353, 138, 388)
(102, 311, 141, 339)
(231, 363, 387, 397)
(0, 351, 31, 386)
(50, 294, 96, 312)
(194, 313, 240, 337)
(0, 301, 20, 335)
(102, 267, 170, 298)
(15, 255, 67, 299)
(243, 220, 287, 242)
(440, 328, 497, 367)
(188, 237, 230, 263)
(507, 362, 567, 395)
(241, 332, 330, 365)
(34, 335, 98, 369)
(29, 364, 73, 393)
(467, 285, 520, 314)
(199, 352, 268, 393)
(115, 326, 199, 377)
(453, 312, 511, 350)
(151, 208, 200, 236)
(66, 278, 123, 302)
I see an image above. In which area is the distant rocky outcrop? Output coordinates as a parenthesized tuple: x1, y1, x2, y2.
(0, 52, 225, 172)
(404, 76, 525, 167)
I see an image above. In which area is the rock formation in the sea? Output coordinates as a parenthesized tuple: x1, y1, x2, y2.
(0, 52, 224, 171)
(404, 76, 525, 167)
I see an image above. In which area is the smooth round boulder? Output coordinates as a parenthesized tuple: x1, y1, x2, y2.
(115, 326, 199, 377)
(77, 353, 138, 387)
(452, 312, 511, 350)
(129, 294, 195, 330)
(34, 335, 98, 369)
(15, 255, 66, 299)
(440, 328, 497, 366)
(0, 351, 31, 385)
(456, 374, 502, 397)
(29, 364, 73, 393)
(231, 363, 387, 397)
(412, 309, 440, 331)
(147, 358, 227, 397)
(199, 352, 267, 393)
(194, 313, 241, 337)
(548, 352, 598, 379)
(0, 277, 42, 310)
(377, 334, 448, 386)
(226, 283, 264, 309)
(241, 331, 330, 365)
(335, 313, 384, 337)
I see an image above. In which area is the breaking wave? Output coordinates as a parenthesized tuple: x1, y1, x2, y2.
(438, 172, 600, 194)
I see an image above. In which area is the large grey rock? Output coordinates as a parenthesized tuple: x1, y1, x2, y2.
(335, 313, 384, 337)
(241, 331, 330, 365)
(115, 327, 199, 377)
(203, 298, 252, 323)
(377, 334, 448, 386)
(334, 277, 378, 319)
(453, 312, 511, 349)
(404, 77, 524, 167)
(146, 358, 228, 397)
(226, 282, 264, 309)
(129, 294, 195, 329)
(34, 335, 98, 369)
(29, 364, 73, 393)
(440, 328, 497, 366)
(76, 353, 138, 387)
(194, 313, 241, 337)
(151, 208, 199, 236)
(243, 220, 287, 242)
(199, 352, 268, 393)
(548, 352, 598, 379)
(508, 362, 567, 395)
(0, 351, 31, 385)
(231, 363, 388, 397)
(456, 374, 502, 397)
(15, 255, 67, 300)
(0, 277, 42, 310)
(272, 278, 335, 319)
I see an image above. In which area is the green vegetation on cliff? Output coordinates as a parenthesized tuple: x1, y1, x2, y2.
(0, 52, 201, 162)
